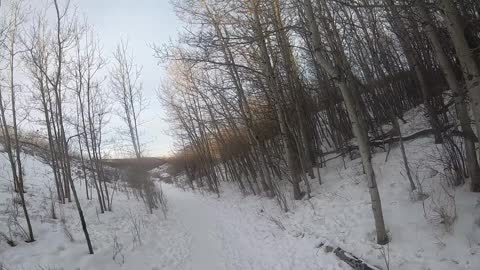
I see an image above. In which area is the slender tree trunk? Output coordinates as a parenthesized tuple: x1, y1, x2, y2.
(391, 117, 416, 190)
(440, 0, 480, 192)
(303, 0, 388, 244)
(1, 12, 35, 241)
(0, 88, 35, 243)
(250, 0, 304, 200)
(416, 0, 480, 191)
(63, 141, 94, 253)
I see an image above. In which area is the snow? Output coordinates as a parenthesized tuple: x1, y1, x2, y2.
(0, 160, 341, 270)
(0, 105, 480, 269)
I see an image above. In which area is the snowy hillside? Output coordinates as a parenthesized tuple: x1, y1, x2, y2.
(0, 105, 478, 270)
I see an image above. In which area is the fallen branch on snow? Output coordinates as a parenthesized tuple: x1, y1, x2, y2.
(317, 242, 382, 270)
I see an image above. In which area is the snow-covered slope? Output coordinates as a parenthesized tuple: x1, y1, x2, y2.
(0, 153, 190, 269)
(0, 105, 479, 270)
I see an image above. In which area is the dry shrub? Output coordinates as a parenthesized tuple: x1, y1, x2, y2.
(5, 198, 28, 242)
(12, 196, 23, 206)
(125, 169, 168, 216)
(432, 136, 465, 187)
(157, 183, 168, 218)
(59, 208, 74, 242)
(112, 233, 125, 265)
(425, 182, 457, 232)
(267, 215, 286, 231)
(42, 184, 57, 220)
(0, 232, 16, 247)
(377, 243, 390, 270)
(127, 210, 144, 248)
(405, 163, 429, 202)
(420, 138, 463, 232)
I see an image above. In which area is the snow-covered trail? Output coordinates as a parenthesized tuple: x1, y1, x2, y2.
(162, 185, 343, 270)
(167, 187, 227, 270)
(0, 170, 341, 270)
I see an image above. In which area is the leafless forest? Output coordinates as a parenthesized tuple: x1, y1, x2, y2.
(160, 0, 480, 245)
(0, 0, 161, 255)
(0, 0, 479, 268)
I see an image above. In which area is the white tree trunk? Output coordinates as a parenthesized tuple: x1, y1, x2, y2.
(417, 0, 480, 191)
(440, 0, 480, 192)
(303, 0, 388, 244)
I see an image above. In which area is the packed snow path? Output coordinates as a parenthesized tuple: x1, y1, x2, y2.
(168, 188, 227, 270)
(162, 185, 341, 270)
(0, 153, 343, 270)
(0, 181, 342, 270)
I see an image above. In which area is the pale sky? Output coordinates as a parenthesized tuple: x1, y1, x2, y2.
(75, 0, 180, 157)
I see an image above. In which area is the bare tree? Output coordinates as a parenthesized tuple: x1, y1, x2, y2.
(70, 22, 110, 212)
(110, 40, 146, 158)
(302, 0, 388, 244)
(0, 0, 34, 242)
(438, 0, 480, 192)
(415, 0, 480, 192)
(22, 0, 94, 254)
